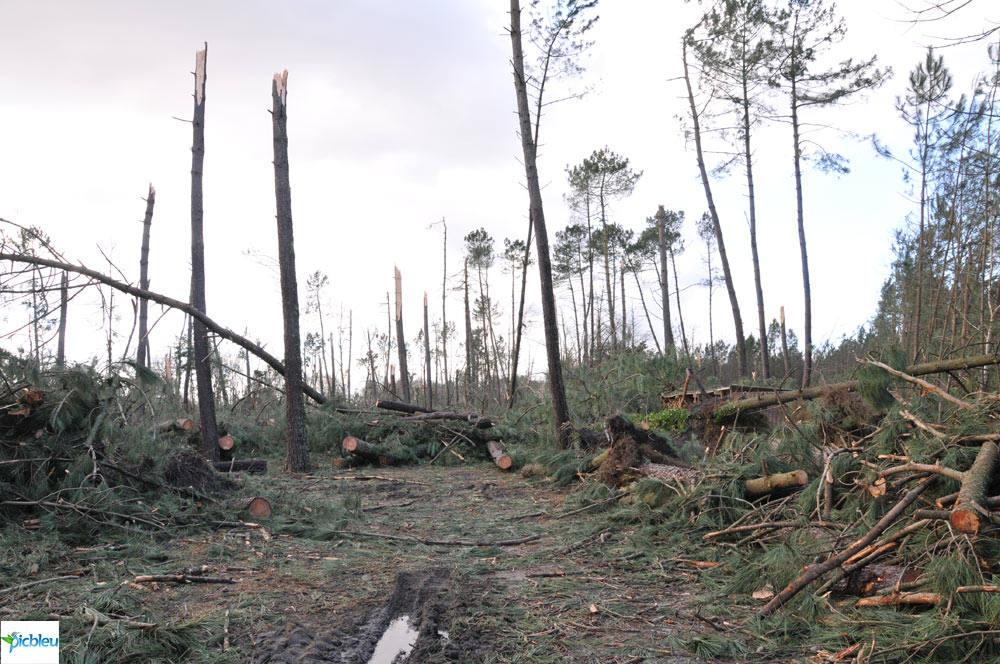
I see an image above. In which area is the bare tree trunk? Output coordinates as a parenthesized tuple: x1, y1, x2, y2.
(657, 208, 675, 356)
(633, 269, 660, 353)
(510, 0, 571, 448)
(56, 271, 68, 367)
(136, 183, 155, 369)
(620, 260, 627, 348)
(189, 44, 220, 461)
(438, 218, 450, 405)
(464, 257, 474, 392)
(423, 292, 432, 410)
(682, 39, 747, 377)
(780, 305, 791, 377)
(742, 92, 770, 380)
(790, 77, 812, 388)
(670, 246, 690, 358)
(394, 266, 411, 402)
(271, 70, 309, 473)
(507, 213, 533, 409)
(329, 332, 336, 399)
(347, 310, 352, 400)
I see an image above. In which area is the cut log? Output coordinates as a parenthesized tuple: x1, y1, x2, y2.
(218, 435, 236, 451)
(744, 470, 809, 498)
(950, 441, 999, 533)
(486, 440, 513, 470)
(156, 418, 196, 433)
(333, 456, 358, 469)
(342, 436, 384, 461)
(404, 410, 494, 428)
(212, 459, 267, 473)
(246, 497, 271, 518)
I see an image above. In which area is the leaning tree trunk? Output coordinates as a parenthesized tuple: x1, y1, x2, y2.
(189, 44, 220, 461)
(136, 183, 155, 369)
(510, 0, 571, 448)
(682, 39, 746, 378)
(271, 70, 310, 473)
(56, 271, 68, 367)
(394, 266, 411, 403)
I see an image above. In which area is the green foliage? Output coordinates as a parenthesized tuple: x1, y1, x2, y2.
(643, 407, 690, 433)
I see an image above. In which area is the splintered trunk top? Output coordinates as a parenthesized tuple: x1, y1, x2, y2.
(272, 70, 309, 472)
(190, 44, 220, 461)
(137, 183, 155, 369)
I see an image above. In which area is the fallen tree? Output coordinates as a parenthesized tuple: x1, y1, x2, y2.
(710, 353, 1000, 422)
(0, 252, 326, 404)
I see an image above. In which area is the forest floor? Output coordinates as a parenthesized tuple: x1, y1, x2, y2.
(3, 460, 784, 663)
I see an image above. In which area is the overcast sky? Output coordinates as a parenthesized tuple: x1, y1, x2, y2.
(0, 1, 996, 383)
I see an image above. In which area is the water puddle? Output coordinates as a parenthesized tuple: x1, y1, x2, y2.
(367, 615, 419, 664)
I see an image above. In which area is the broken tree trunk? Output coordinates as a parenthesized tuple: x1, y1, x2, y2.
(744, 470, 809, 498)
(711, 353, 1000, 422)
(189, 43, 220, 463)
(212, 459, 267, 473)
(394, 266, 411, 403)
(950, 441, 999, 533)
(423, 291, 432, 410)
(136, 183, 155, 369)
(486, 440, 513, 471)
(404, 411, 493, 428)
(272, 69, 309, 473)
(155, 418, 196, 434)
(56, 271, 68, 367)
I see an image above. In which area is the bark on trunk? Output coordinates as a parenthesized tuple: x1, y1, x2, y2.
(423, 292, 432, 410)
(155, 418, 196, 433)
(375, 399, 429, 414)
(950, 441, 999, 533)
(212, 459, 267, 474)
(507, 212, 533, 409)
(486, 440, 513, 470)
(656, 207, 675, 356)
(510, 0, 571, 448)
(744, 470, 809, 498)
(271, 70, 310, 473)
(56, 271, 68, 367)
(780, 305, 791, 377)
(189, 44, 220, 462)
(682, 39, 746, 377)
(342, 436, 384, 461)
(791, 79, 813, 388)
(136, 183, 155, 369)
(743, 93, 770, 380)
(394, 266, 411, 402)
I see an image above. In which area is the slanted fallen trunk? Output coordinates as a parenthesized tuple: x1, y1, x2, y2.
(745, 470, 809, 498)
(156, 418, 196, 433)
(375, 399, 428, 415)
(711, 353, 1000, 422)
(486, 440, 513, 470)
(404, 410, 493, 428)
(212, 459, 267, 473)
(950, 441, 999, 533)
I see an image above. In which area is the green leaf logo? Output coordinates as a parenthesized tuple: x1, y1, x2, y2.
(1, 633, 14, 645)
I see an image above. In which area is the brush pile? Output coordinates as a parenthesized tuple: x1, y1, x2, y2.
(527, 353, 1000, 661)
(0, 353, 248, 544)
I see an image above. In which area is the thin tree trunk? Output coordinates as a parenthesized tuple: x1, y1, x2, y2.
(620, 259, 627, 348)
(633, 269, 660, 353)
(271, 70, 309, 473)
(510, 0, 571, 448)
(440, 218, 450, 405)
(189, 44, 220, 461)
(423, 292, 432, 410)
(136, 183, 155, 369)
(329, 332, 336, 399)
(683, 39, 747, 377)
(743, 91, 770, 380)
(394, 266, 411, 402)
(600, 186, 617, 352)
(56, 271, 68, 367)
(670, 246, 690, 358)
(657, 208, 675, 356)
(464, 257, 474, 392)
(507, 214, 533, 409)
(790, 76, 813, 388)
(780, 305, 791, 377)
(347, 310, 352, 400)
